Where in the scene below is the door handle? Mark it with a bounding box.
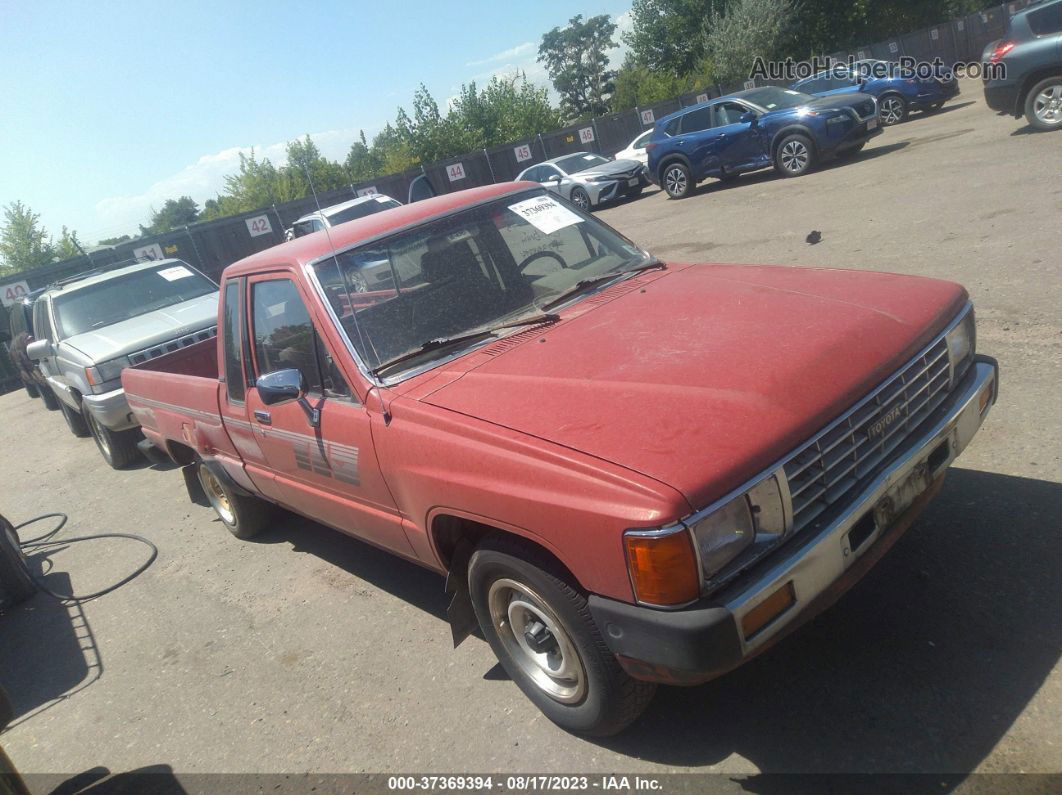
[254,410,272,425]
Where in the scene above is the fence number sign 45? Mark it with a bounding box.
[514,144,532,163]
[1,280,30,308]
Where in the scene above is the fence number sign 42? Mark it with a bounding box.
[1,280,30,308]
[246,215,273,237]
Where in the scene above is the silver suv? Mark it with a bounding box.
[27,259,219,468]
[285,194,402,239]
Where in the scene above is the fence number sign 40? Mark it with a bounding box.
[1,280,30,308]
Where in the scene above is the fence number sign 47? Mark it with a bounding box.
[1,280,30,308]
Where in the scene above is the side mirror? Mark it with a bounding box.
[740,112,759,126]
[549,174,563,184]
[256,368,306,405]
[26,338,53,361]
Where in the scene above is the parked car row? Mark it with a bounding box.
[10,181,988,736]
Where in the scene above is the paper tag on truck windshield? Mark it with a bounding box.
[508,196,583,235]
[157,265,194,281]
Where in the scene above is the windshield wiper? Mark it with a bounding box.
[371,330,497,377]
[487,313,560,331]
[540,260,666,311]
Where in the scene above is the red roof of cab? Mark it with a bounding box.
[225,182,538,277]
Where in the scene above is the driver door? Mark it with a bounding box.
[243,271,411,556]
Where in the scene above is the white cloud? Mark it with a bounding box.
[465,41,536,68]
[91,126,366,239]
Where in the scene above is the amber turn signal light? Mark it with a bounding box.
[741,581,796,640]
[625,530,700,606]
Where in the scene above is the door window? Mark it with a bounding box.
[1029,4,1062,34]
[222,280,246,402]
[679,106,714,134]
[251,278,350,399]
[714,102,751,126]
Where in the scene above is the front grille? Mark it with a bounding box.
[128,326,217,366]
[783,336,952,533]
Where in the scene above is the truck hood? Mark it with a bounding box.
[420,264,966,508]
[61,292,219,363]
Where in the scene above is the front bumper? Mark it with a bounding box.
[81,387,137,432]
[833,120,883,153]
[589,356,998,684]
[586,172,647,205]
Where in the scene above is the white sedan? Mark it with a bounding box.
[613,129,653,167]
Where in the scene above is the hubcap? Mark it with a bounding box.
[1033,84,1062,125]
[880,98,903,125]
[665,166,687,195]
[487,578,586,704]
[572,191,589,209]
[198,466,236,526]
[780,141,809,173]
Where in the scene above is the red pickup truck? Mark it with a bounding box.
[122,183,998,735]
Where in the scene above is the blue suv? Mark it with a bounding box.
[793,59,960,126]
[646,86,882,199]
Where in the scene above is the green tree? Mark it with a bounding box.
[98,234,132,246]
[55,226,85,261]
[139,196,200,236]
[704,0,802,84]
[539,14,618,118]
[0,201,55,273]
[345,130,379,182]
[611,57,710,111]
[625,0,723,77]
[284,136,348,196]
[450,73,563,147]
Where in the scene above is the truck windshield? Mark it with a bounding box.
[312,190,651,378]
[53,263,218,338]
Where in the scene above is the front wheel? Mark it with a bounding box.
[1024,77,1062,131]
[569,187,591,211]
[86,413,143,469]
[661,162,693,199]
[879,94,908,126]
[40,386,60,411]
[59,400,91,437]
[468,536,656,736]
[23,381,40,399]
[774,134,815,177]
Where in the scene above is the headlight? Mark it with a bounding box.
[85,357,130,391]
[688,474,788,587]
[587,175,614,183]
[945,307,976,386]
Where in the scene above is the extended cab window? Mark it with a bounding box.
[222,281,246,402]
[251,278,350,399]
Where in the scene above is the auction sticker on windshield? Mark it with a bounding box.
[157,265,194,281]
[508,196,583,235]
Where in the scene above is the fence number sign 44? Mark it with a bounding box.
[1,280,30,308]
[246,214,273,237]
[508,196,582,236]
[447,163,466,182]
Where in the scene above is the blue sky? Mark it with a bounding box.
[0,0,631,244]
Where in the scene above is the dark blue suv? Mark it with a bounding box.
[793,59,960,126]
[646,86,882,199]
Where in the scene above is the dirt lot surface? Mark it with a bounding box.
[2,79,1060,784]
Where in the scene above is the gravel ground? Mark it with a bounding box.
[1,79,1059,786]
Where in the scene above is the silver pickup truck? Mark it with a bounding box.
[26,259,219,468]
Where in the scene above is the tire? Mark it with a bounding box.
[196,460,272,539]
[59,400,91,438]
[0,514,35,608]
[24,381,40,399]
[468,535,656,736]
[40,386,60,411]
[1024,76,1062,132]
[569,187,591,211]
[774,134,815,177]
[879,94,908,126]
[837,142,866,159]
[86,412,143,469]
[661,161,692,199]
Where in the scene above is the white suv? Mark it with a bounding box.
[285,194,402,240]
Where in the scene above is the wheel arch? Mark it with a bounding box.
[655,153,693,183]
[770,125,817,157]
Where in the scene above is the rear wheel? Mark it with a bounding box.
[774,134,815,177]
[86,412,143,469]
[661,162,692,199]
[1024,76,1062,131]
[569,187,591,211]
[468,535,656,736]
[197,461,272,539]
[23,381,40,399]
[40,386,60,411]
[879,94,908,126]
[59,400,91,438]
